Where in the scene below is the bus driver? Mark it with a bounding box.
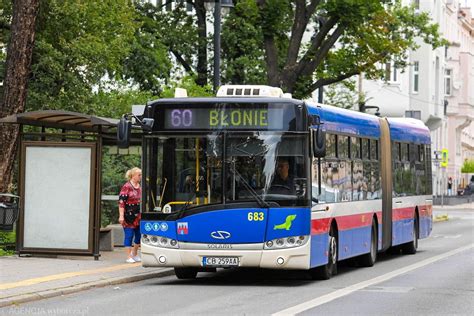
[269,158,296,195]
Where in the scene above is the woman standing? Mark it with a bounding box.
[118,167,142,263]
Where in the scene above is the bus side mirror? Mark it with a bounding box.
[313,127,326,158]
[117,117,131,148]
[142,118,154,131]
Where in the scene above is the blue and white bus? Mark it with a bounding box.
[118,85,433,280]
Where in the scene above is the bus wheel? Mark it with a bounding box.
[402,216,418,255]
[174,267,198,279]
[359,221,377,267]
[311,226,338,280]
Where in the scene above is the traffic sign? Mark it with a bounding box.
[441,149,448,168]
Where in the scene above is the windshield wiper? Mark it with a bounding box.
[228,162,269,208]
[231,143,268,160]
[181,192,196,213]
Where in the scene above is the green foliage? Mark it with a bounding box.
[221,0,266,84]
[0,231,15,256]
[324,80,358,109]
[90,87,153,118]
[28,0,137,113]
[122,2,174,94]
[461,160,474,173]
[161,76,214,98]
[131,1,200,87]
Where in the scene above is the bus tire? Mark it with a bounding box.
[359,220,377,267]
[311,225,338,280]
[174,267,198,279]
[402,216,418,255]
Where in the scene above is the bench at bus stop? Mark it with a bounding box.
[99,224,126,251]
[99,227,114,251]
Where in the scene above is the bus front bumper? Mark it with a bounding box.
[141,241,311,270]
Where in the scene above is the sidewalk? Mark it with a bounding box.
[433,202,474,210]
[0,249,173,308]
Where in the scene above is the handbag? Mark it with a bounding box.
[124,204,140,224]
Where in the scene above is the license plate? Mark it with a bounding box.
[202,256,240,267]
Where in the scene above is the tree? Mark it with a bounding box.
[461,160,474,174]
[0,0,145,193]
[130,1,210,89]
[0,0,40,193]
[222,0,445,98]
[28,0,137,113]
[324,79,358,109]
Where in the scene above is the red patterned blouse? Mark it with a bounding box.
[118,181,141,228]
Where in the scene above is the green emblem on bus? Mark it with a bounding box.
[274,215,297,230]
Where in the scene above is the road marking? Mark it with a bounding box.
[0,263,140,291]
[432,234,462,239]
[273,243,474,316]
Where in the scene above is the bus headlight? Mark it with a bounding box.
[142,234,179,249]
[264,235,309,249]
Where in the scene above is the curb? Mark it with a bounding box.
[0,268,174,308]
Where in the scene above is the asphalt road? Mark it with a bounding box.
[3,208,473,316]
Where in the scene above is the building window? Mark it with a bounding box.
[444,69,452,96]
[383,61,399,83]
[405,110,421,120]
[413,61,419,93]
[413,0,420,10]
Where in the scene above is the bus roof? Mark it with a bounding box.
[387,117,431,144]
[305,102,381,138]
[147,97,303,107]
[305,102,430,144]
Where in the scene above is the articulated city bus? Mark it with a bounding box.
[118,85,433,280]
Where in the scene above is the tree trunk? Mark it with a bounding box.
[0,0,40,193]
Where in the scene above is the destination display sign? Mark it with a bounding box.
[164,106,290,130]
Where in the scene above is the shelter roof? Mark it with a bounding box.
[0,110,118,132]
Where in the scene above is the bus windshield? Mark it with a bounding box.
[143,132,309,212]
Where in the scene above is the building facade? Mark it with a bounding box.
[361,0,474,196]
[445,3,474,191]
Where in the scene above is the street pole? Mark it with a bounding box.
[358,73,364,112]
[213,0,221,93]
[441,168,445,207]
[318,87,323,103]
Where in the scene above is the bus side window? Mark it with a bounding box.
[351,137,364,201]
[362,138,370,160]
[425,145,433,195]
[337,135,349,159]
[351,137,361,159]
[415,144,426,195]
[322,160,338,203]
[393,142,404,196]
[311,158,322,204]
[326,133,336,157]
[315,133,336,204]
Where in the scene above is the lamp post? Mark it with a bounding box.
[206,0,234,92]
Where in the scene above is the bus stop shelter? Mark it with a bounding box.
[0,110,121,259]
